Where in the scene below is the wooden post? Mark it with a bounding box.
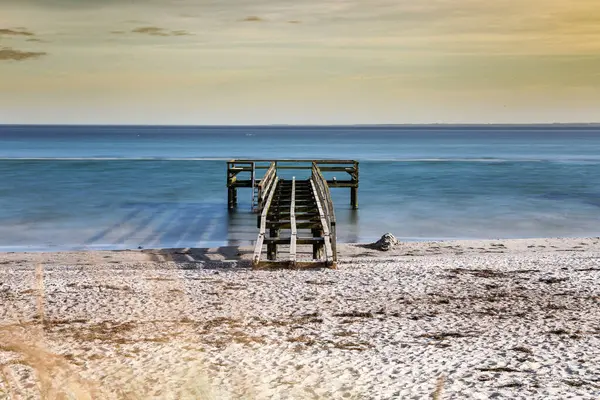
[330,221,337,263]
[267,228,278,260]
[250,162,256,211]
[312,228,324,259]
[351,187,358,209]
[351,160,359,209]
[228,187,237,209]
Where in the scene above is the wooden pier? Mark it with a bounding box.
[226,160,359,268]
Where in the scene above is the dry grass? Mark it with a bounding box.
[203,317,243,330]
[229,331,266,345]
[432,375,445,400]
[222,283,246,290]
[512,346,533,354]
[539,277,569,284]
[41,320,182,345]
[305,280,336,285]
[291,313,324,325]
[331,341,371,351]
[0,323,219,399]
[446,268,507,278]
[478,367,520,373]
[334,311,374,318]
[70,321,137,342]
[66,283,133,291]
[498,381,524,388]
[203,331,266,348]
[287,335,316,345]
[548,328,570,335]
[419,332,471,340]
[0,325,97,399]
[145,277,176,281]
[287,335,371,351]
[333,330,355,337]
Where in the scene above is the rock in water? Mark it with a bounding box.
[373,233,399,251]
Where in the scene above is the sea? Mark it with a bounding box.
[1,125,599,252]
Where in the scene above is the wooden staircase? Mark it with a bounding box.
[252,164,337,268]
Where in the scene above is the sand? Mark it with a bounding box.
[1,237,599,399]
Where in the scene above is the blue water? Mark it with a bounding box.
[1,125,599,251]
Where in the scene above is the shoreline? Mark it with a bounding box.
[1,235,599,256]
[1,236,599,399]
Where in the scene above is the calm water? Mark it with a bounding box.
[1,125,599,251]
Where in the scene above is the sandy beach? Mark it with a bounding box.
[1,237,599,399]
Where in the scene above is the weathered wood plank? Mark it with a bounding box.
[258,162,277,211]
[253,260,330,269]
[253,234,265,265]
[309,178,333,265]
[252,177,279,267]
[311,163,338,266]
[289,177,297,266]
[264,237,325,245]
[266,222,321,230]
[230,159,357,164]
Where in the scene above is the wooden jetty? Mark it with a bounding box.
[226,160,359,268]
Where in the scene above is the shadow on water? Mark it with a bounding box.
[79,187,360,253]
[112,204,171,246]
[541,192,600,208]
[83,208,145,245]
[81,202,257,250]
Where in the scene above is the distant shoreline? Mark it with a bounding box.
[2,123,600,128]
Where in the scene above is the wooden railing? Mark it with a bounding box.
[256,162,277,211]
[227,159,358,210]
[289,177,297,265]
[310,162,337,265]
[252,174,280,266]
[249,162,342,268]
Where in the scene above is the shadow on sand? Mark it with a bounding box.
[138,245,333,271]
[140,246,254,269]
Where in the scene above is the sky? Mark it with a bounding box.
[1,0,599,124]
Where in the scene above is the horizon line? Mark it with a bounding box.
[2,123,600,128]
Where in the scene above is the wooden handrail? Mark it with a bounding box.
[252,176,279,267]
[257,162,276,189]
[309,178,334,265]
[310,163,337,264]
[289,177,297,266]
[257,162,276,211]
[230,159,357,164]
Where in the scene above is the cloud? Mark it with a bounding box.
[132,27,169,36]
[4,0,126,8]
[0,28,34,37]
[25,38,48,43]
[0,47,46,61]
[241,16,264,22]
[131,26,192,36]
[171,30,191,36]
